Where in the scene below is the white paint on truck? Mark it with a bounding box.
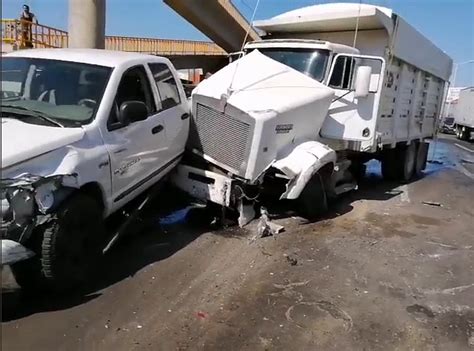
[454,87,474,140]
[173,3,453,226]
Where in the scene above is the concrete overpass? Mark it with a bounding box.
[3,0,260,73]
[1,18,226,71]
[163,0,260,53]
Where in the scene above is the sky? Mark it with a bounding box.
[2,0,473,86]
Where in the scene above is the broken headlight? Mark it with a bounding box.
[34,182,58,213]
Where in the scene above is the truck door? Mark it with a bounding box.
[102,65,170,204]
[320,54,385,146]
[147,62,190,163]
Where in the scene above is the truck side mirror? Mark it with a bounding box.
[354,66,372,98]
[119,101,149,125]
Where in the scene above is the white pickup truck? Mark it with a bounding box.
[1,49,190,290]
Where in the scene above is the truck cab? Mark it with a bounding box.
[244,39,360,85]
[1,49,189,290]
[173,3,451,227]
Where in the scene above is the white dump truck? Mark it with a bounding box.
[454,87,474,140]
[1,49,190,290]
[173,3,452,225]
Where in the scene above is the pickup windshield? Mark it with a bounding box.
[1,57,111,126]
[255,48,330,82]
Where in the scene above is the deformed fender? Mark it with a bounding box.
[272,141,336,200]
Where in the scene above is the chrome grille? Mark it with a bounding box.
[190,103,251,175]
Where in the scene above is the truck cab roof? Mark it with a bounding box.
[244,39,360,55]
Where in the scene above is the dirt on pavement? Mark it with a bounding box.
[2,136,474,351]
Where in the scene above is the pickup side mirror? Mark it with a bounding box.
[118,101,149,125]
[354,66,372,98]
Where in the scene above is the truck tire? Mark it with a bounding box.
[381,148,398,180]
[400,142,417,182]
[415,141,429,178]
[457,125,470,140]
[461,127,471,141]
[11,193,104,292]
[297,172,328,220]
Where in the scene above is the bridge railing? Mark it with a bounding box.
[2,19,68,49]
[2,18,224,55]
[105,36,224,55]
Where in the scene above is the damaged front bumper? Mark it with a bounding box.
[1,173,77,265]
[1,239,35,265]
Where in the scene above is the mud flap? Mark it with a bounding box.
[272,141,336,200]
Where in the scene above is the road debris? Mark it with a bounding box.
[428,160,443,165]
[284,254,298,266]
[257,208,285,238]
[422,201,443,207]
[196,311,208,319]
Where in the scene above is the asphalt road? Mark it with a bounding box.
[2,135,474,351]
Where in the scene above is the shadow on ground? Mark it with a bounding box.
[2,142,454,322]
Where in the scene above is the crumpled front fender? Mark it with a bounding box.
[272,141,336,200]
[1,239,35,265]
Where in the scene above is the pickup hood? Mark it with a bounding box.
[1,118,85,169]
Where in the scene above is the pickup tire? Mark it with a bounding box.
[297,172,328,220]
[11,193,104,292]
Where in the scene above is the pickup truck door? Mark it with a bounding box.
[320,54,385,146]
[147,62,190,164]
[102,64,170,205]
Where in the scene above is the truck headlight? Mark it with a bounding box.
[34,182,57,213]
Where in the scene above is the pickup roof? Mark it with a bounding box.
[1,49,190,290]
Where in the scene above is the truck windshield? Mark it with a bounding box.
[1,57,111,127]
[255,48,330,82]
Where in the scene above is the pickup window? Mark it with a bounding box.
[148,63,181,111]
[108,65,156,129]
[1,57,111,126]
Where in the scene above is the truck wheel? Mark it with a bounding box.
[415,141,429,178]
[11,193,104,292]
[461,127,471,141]
[381,148,398,180]
[297,172,328,220]
[400,142,417,182]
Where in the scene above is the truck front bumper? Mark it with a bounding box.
[1,239,35,266]
[171,165,234,207]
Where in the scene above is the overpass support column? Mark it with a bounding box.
[68,0,106,49]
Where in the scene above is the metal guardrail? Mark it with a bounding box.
[2,19,68,49]
[105,36,224,55]
[1,19,225,55]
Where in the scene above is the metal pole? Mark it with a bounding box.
[68,0,106,49]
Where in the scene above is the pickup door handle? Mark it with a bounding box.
[181,113,190,120]
[152,125,164,134]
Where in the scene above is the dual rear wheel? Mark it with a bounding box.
[381,141,429,182]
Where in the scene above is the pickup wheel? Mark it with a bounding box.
[11,193,104,292]
[297,172,328,220]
